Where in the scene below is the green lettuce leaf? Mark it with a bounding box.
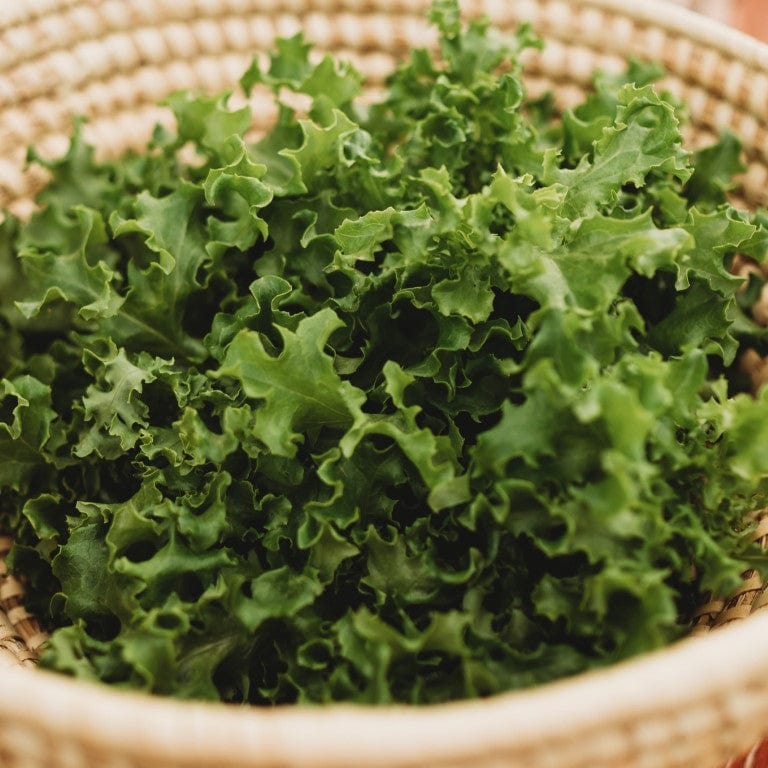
[0,0,767,707]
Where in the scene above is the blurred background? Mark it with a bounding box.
[673,0,768,39]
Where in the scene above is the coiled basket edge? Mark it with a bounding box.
[3,1,768,767]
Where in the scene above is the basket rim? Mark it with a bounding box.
[4,1,768,766]
[574,0,768,69]
[4,611,768,766]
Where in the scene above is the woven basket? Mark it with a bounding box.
[3,1,768,766]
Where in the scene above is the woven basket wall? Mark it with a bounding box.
[3,1,768,767]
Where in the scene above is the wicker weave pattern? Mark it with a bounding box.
[0,537,45,668]
[2,0,768,214]
[1,617,768,768]
[691,511,768,634]
[2,1,768,766]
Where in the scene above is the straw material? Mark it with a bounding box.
[3,1,768,766]
[0,537,46,666]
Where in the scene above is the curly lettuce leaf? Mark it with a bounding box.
[0,0,767,707]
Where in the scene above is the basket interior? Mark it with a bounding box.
[2,0,768,216]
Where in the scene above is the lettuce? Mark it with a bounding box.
[1,0,768,704]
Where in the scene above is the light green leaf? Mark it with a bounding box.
[233,567,323,631]
[16,206,122,321]
[216,309,364,456]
